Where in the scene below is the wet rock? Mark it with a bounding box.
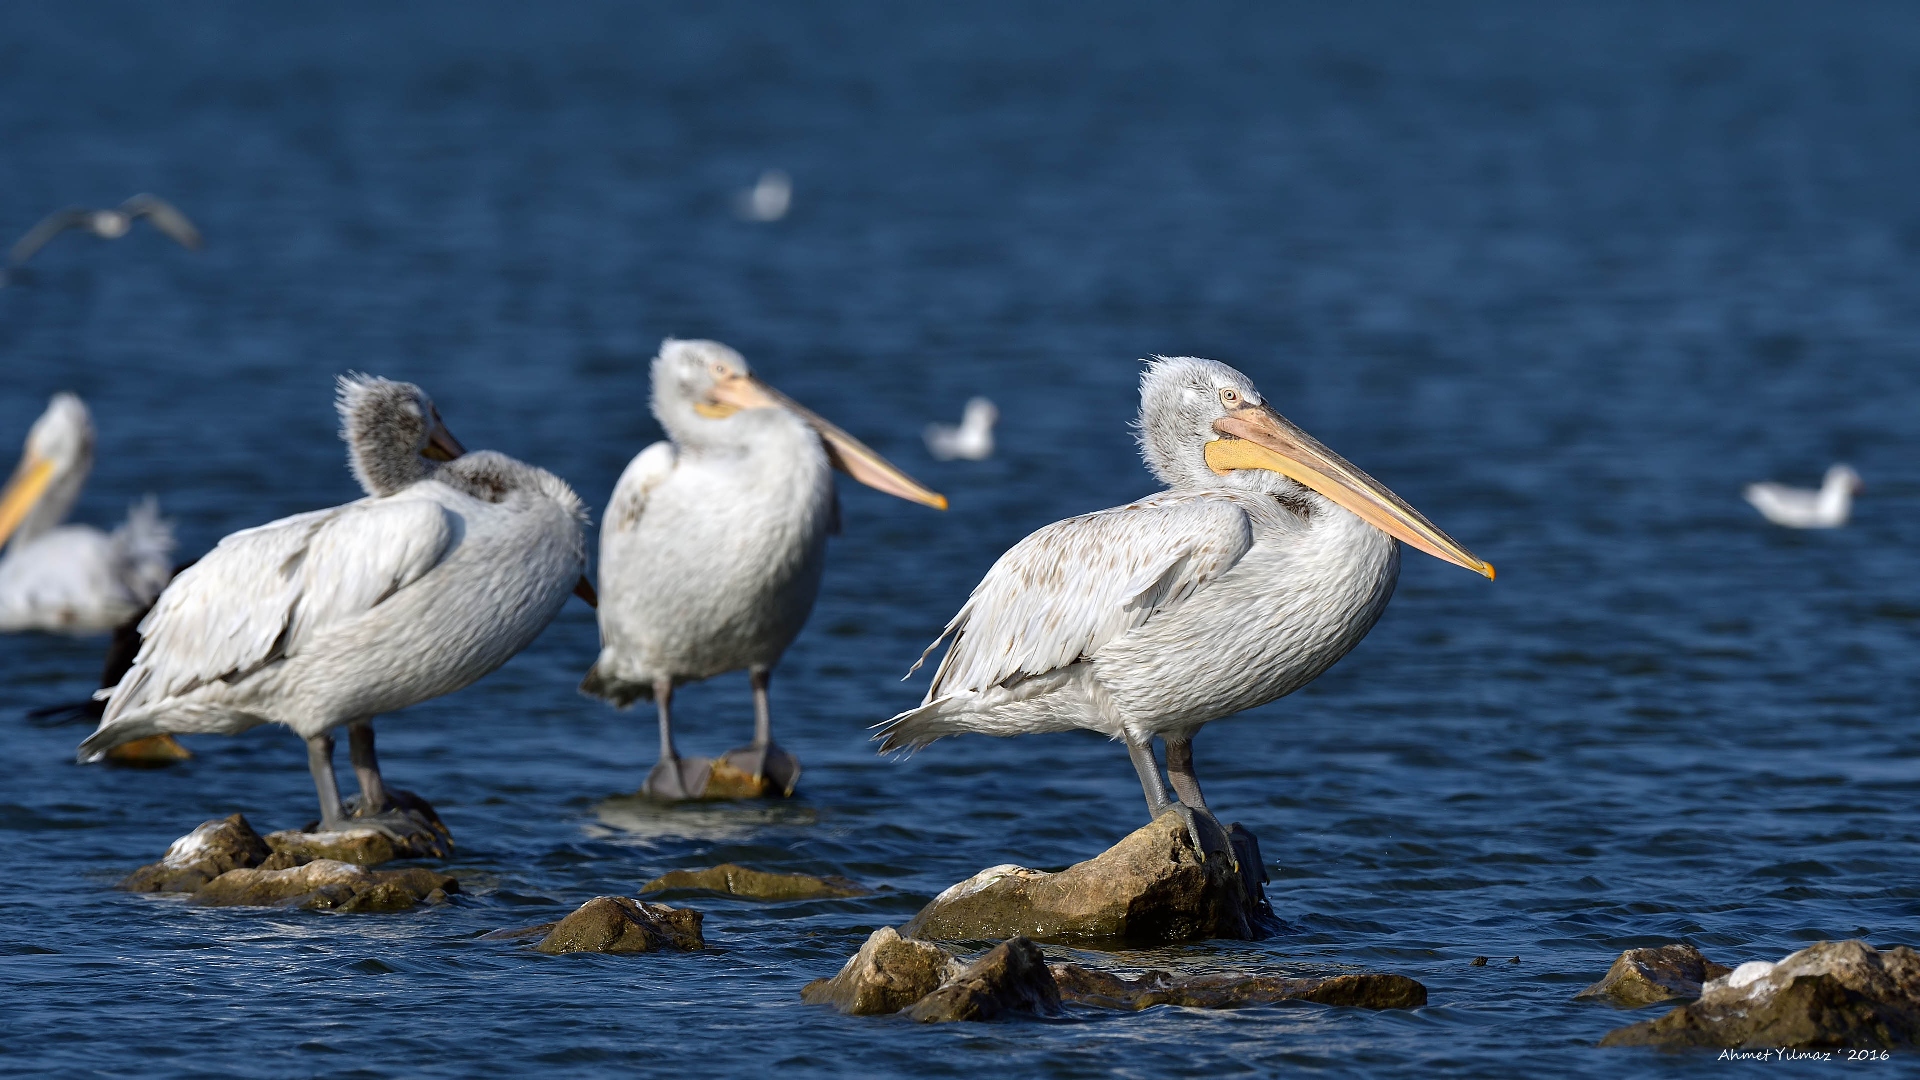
[641,863,871,901]
[103,734,192,767]
[287,791,453,862]
[119,814,272,893]
[902,812,1275,944]
[1600,940,1920,1049]
[1051,964,1427,1011]
[801,927,960,1015]
[191,859,457,912]
[904,937,1062,1022]
[532,897,705,954]
[1576,943,1732,1007]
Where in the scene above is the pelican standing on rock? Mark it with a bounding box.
[584,339,946,800]
[0,393,173,632]
[1744,465,1862,529]
[880,356,1493,850]
[78,375,592,838]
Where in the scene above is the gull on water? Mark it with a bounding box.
[6,195,202,283]
[924,397,998,461]
[0,393,173,633]
[735,170,792,222]
[78,375,594,838]
[1744,464,1861,529]
[583,339,946,800]
[879,356,1493,854]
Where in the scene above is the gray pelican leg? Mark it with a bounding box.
[1125,732,1174,818]
[644,677,713,800]
[307,732,348,832]
[321,720,451,850]
[1163,733,1232,859]
[348,720,390,814]
[717,666,802,797]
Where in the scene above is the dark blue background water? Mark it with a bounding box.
[5,1,1920,1075]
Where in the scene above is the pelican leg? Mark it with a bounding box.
[1163,734,1233,860]
[348,720,390,815]
[643,677,713,801]
[307,732,348,832]
[1125,732,1175,818]
[716,666,802,797]
[312,720,453,852]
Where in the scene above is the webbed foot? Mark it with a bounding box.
[643,755,715,801]
[714,741,802,798]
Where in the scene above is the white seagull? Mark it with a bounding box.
[7,195,202,279]
[0,393,173,633]
[924,397,998,461]
[78,375,593,837]
[1744,465,1862,529]
[735,170,792,222]
[584,339,946,800]
[879,356,1493,850]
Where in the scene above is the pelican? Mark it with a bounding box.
[583,339,946,800]
[0,393,173,633]
[924,397,998,461]
[7,195,202,279]
[1744,465,1861,529]
[78,375,592,837]
[735,170,792,222]
[879,356,1493,851]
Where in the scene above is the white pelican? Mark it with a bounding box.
[0,393,173,633]
[7,195,201,279]
[924,397,998,461]
[1744,465,1861,529]
[584,339,946,800]
[735,170,792,222]
[879,356,1492,850]
[78,375,592,836]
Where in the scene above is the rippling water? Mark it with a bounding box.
[5,2,1920,1076]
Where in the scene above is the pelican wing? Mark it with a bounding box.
[99,497,455,723]
[121,194,203,250]
[9,208,89,265]
[605,441,676,532]
[915,492,1255,701]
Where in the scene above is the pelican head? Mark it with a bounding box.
[0,393,95,552]
[336,374,466,497]
[1137,356,1493,578]
[650,337,946,509]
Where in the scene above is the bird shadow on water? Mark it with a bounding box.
[589,794,821,843]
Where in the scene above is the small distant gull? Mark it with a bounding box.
[735,170,792,222]
[4,195,202,286]
[1744,464,1862,529]
[924,397,998,461]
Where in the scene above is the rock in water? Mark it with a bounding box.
[801,928,961,1015]
[1576,944,1732,1007]
[120,814,272,893]
[641,863,871,901]
[191,859,457,912]
[1051,964,1427,1010]
[1600,940,1920,1049]
[901,811,1275,944]
[533,897,705,954]
[904,937,1064,1023]
[103,734,192,767]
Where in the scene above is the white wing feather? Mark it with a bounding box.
[606,441,676,532]
[914,492,1255,701]
[101,498,455,721]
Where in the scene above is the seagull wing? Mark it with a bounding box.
[121,194,203,250]
[913,492,1256,701]
[10,209,90,266]
[92,497,455,734]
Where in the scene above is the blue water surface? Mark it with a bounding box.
[4,2,1920,1076]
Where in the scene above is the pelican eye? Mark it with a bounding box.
[1219,388,1240,406]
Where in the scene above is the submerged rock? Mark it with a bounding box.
[1576,944,1732,1007]
[901,812,1276,944]
[801,927,960,1015]
[191,859,457,912]
[1051,964,1427,1011]
[641,863,871,901]
[1600,940,1920,1049]
[120,814,272,893]
[532,897,705,954]
[905,937,1063,1023]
